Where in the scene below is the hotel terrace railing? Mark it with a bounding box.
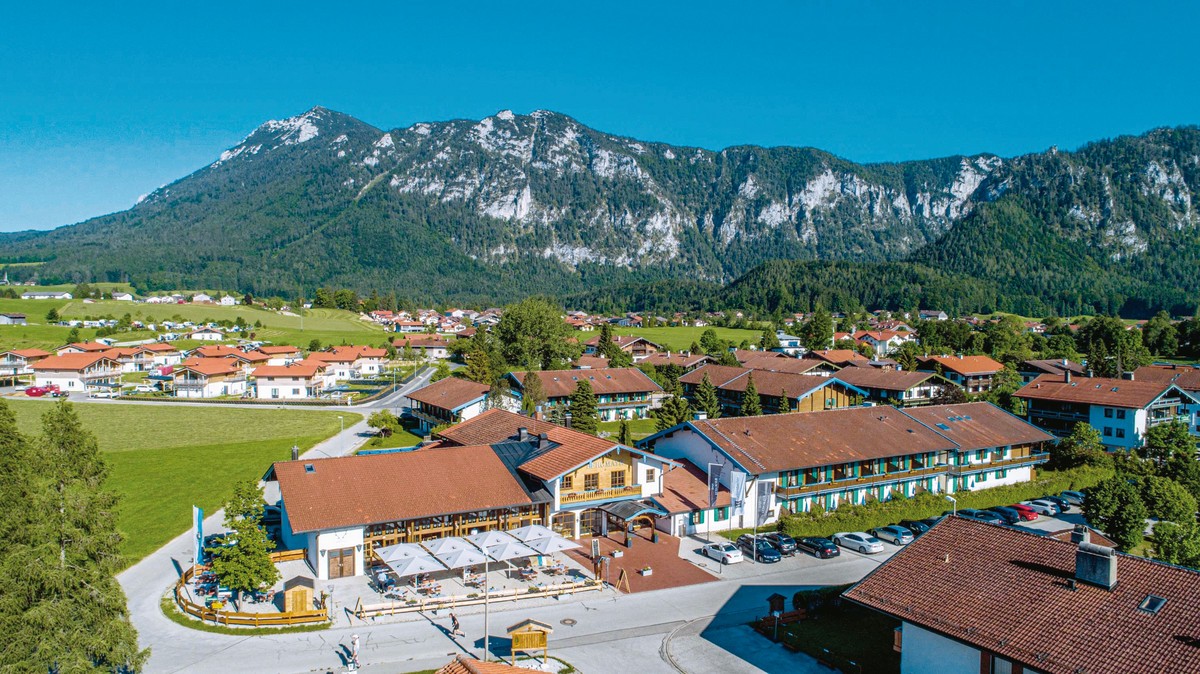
[774,465,946,499]
[172,550,328,627]
[946,453,1049,476]
[560,485,643,505]
[353,578,603,619]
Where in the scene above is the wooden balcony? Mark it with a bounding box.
[947,453,1048,476]
[560,485,643,505]
[774,465,945,498]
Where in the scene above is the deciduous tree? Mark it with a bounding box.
[496,297,580,370]
[1049,422,1106,469]
[208,479,280,608]
[1083,476,1149,551]
[1139,476,1197,524]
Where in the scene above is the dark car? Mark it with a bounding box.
[898,519,931,536]
[762,532,798,556]
[987,506,1021,525]
[736,534,783,563]
[794,536,840,559]
[920,516,944,529]
[1041,494,1071,511]
[959,509,1006,525]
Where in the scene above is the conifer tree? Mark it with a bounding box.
[695,373,722,419]
[521,371,547,414]
[655,382,692,431]
[569,379,600,434]
[462,344,494,384]
[617,419,632,446]
[742,373,763,416]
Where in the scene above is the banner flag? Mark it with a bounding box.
[730,471,747,516]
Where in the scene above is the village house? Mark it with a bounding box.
[254,345,303,366]
[55,341,112,357]
[678,364,864,416]
[638,351,714,372]
[773,331,805,356]
[101,347,156,373]
[111,292,135,301]
[507,368,662,421]
[1131,364,1200,435]
[139,342,182,367]
[219,295,237,306]
[252,360,334,400]
[172,358,248,398]
[803,349,871,368]
[190,345,270,373]
[844,517,1200,674]
[1015,372,1199,450]
[852,329,914,357]
[393,334,454,360]
[1019,358,1088,384]
[918,354,1005,394]
[639,402,1051,530]
[405,376,494,431]
[186,327,224,341]
[740,354,833,376]
[830,367,950,407]
[917,309,949,321]
[21,290,72,300]
[0,348,51,385]
[582,335,664,361]
[308,345,387,380]
[30,352,122,394]
[0,312,27,325]
[191,293,213,303]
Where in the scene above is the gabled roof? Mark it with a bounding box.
[740,355,824,374]
[310,345,388,362]
[393,334,454,348]
[252,360,327,378]
[919,354,1004,376]
[175,358,242,377]
[255,345,301,355]
[31,352,118,371]
[4,348,51,359]
[844,517,1200,674]
[638,352,713,369]
[1022,358,1087,377]
[509,368,661,398]
[437,655,529,674]
[406,377,490,412]
[1015,373,1192,409]
[902,401,1053,451]
[139,342,179,353]
[732,348,780,364]
[679,364,752,388]
[829,367,937,392]
[61,341,111,353]
[1132,365,1200,392]
[803,349,869,366]
[436,409,561,447]
[654,460,732,515]
[582,334,663,350]
[269,445,536,534]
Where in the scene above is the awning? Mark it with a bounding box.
[382,554,444,578]
[374,543,427,564]
[485,540,538,562]
[421,536,472,556]
[598,499,668,522]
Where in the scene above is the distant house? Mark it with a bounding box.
[405,377,495,432]
[139,342,182,367]
[55,341,113,357]
[831,367,949,407]
[918,354,1005,394]
[773,331,805,356]
[252,360,334,400]
[678,364,864,416]
[852,330,914,357]
[173,358,247,398]
[0,348,51,383]
[111,292,134,301]
[189,345,269,372]
[21,291,72,300]
[507,367,662,421]
[254,345,303,367]
[393,334,454,360]
[30,353,121,393]
[1019,358,1087,384]
[582,335,663,361]
[186,327,224,341]
[219,295,237,306]
[918,309,949,321]
[392,320,426,333]
[803,349,871,368]
[638,352,714,372]
[308,345,388,379]
[0,313,27,325]
[191,293,213,303]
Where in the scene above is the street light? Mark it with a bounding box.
[338,416,344,454]
[944,494,957,516]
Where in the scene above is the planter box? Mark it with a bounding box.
[639,568,653,576]
[611,550,624,558]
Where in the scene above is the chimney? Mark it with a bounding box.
[1064,370,1072,384]
[1075,542,1117,590]
[518,427,530,442]
[694,410,707,421]
[564,412,573,429]
[291,445,300,461]
[1069,524,1089,545]
[538,432,549,450]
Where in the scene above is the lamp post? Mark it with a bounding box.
[945,494,957,516]
[483,554,490,662]
[338,415,344,453]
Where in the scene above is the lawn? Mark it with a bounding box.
[597,418,659,441]
[360,427,424,451]
[7,400,360,565]
[574,325,766,352]
[769,587,900,673]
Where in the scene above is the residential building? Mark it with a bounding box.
[637,352,714,372]
[186,327,224,341]
[308,345,387,379]
[0,348,51,384]
[55,341,112,356]
[740,354,835,376]
[571,355,611,370]
[640,402,1051,529]
[1019,358,1087,384]
[219,295,237,306]
[0,313,27,325]
[507,368,662,421]
[101,347,154,373]
[190,345,270,372]
[1015,372,1199,450]
[678,364,864,416]
[21,291,72,300]
[852,330,914,357]
[405,377,493,431]
[844,517,1200,674]
[582,335,664,360]
[140,342,182,367]
[652,460,734,538]
[803,349,871,368]
[254,345,303,366]
[917,309,949,321]
[830,368,949,407]
[111,292,134,301]
[773,331,805,356]
[1131,365,1200,434]
[393,334,454,360]
[172,359,247,398]
[191,293,213,303]
[918,354,1005,394]
[252,360,333,400]
[30,352,121,393]
[392,320,427,333]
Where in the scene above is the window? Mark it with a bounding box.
[690,510,705,525]
[645,468,656,483]
[714,507,729,520]
[995,469,1007,479]
[610,470,626,488]
[1116,428,1126,439]
[292,388,300,396]
[561,475,573,490]
[584,473,599,491]
[1104,408,1113,418]
[1138,594,1167,615]
[991,657,1015,674]
[1103,427,1113,437]
[1116,409,1126,420]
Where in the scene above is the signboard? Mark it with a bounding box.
[730,471,747,516]
[707,463,721,509]
[756,485,771,523]
[512,631,548,651]
[591,539,601,561]
[193,505,204,567]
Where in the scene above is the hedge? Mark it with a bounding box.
[763,466,1112,540]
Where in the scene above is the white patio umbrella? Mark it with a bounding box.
[507,524,555,543]
[466,530,518,550]
[384,554,445,578]
[374,543,428,564]
[526,535,582,555]
[421,536,472,556]
[435,547,488,570]
[485,540,539,562]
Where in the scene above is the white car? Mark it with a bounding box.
[832,532,886,554]
[89,390,118,399]
[131,384,155,393]
[701,542,744,565]
[1022,500,1060,516]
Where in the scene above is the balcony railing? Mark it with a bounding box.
[775,465,945,498]
[82,369,123,381]
[947,453,1048,476]
[560,485,642,505]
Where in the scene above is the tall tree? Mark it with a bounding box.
[759,329,781,351]
[698,328,725,356]
[520,372,547,414]
[1141,420,1195,466]
[801,307,833,352]
[485,375,511,411]
[1083,476,1149,551]
[462,345,494,384]
[496,297,580,370]
[1152,522,1200,569]
[568,379,599,434]
[695,373,722,420]
[1049,422,1106,469]
[617,419,633,446]
[207,479,280,608]
[655,382,692,431]
[0,401,147,671]
[1139,476,1197,524]
[741,373,763,416]
[1143,310,1179,357]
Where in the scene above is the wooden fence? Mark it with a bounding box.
[173,553,329,628]
[353,579,603,619]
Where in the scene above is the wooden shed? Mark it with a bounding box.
[282,576,314,613]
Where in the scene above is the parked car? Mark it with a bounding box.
[1009,503,1039,520]
[987,506,1022,525]
[131,383,156,394]
[898,519,932,536]
[794,537,840,558]
[958,509,1007,525]
[24,386,46,397]
[1023,499,1061,516]
[737,534,783,563]
[761,532,798,556]
[870,525,915,545]
[1041,494,1072,511]
[920,516,945,529]
[831,532,885,554]
[89,390,118,399]
[701,542,743,565]
[1061,490,1086,506]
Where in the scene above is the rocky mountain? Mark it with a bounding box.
[3,107,1199,313]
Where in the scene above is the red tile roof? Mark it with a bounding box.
[6,348,51,359]
[803,349,869,365]
[255,345,301,355]
[844,517,1200,674]
[63,341,112,353]
[510,368,661,398]
[31,352,118,371]
[406,377,490,412]
[920,354,1004,376]
[830,367,937,392]
[740,355,823,374]
[1015,373,1187,409]
[678,364,752,388]
[639,352,713,369]
[176,358,243,377]
[1023,358,1087,377]
[901,401,1053,450]
[437,655,529,674]
[139,342,179,353]
[393,334,454,348]
[654,460,732,514]
[252,360,327,378]
[1132,365,1200,392]
[572,355,611,369]
[436,409,561,447]
[271,445,535,533]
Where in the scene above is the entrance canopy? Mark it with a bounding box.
[598,499,668,522]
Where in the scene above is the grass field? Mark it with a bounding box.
[774,586,900,673]
[597,418,659,441]
[574,326,765,352]
[7,400,360,565]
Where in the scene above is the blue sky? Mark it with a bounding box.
[1,1,1196,232]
